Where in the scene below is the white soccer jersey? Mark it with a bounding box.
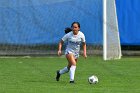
[62,31,86,53]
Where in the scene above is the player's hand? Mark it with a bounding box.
[58,50,62,56]
[83,53,87,59]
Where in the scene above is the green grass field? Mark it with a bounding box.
[0,56,139,93]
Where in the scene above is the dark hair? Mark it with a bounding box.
[64,27,72,34]
[71,22,80,28]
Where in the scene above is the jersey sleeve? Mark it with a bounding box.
[62,33,69,42]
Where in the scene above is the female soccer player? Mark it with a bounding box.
[56,22,87,83]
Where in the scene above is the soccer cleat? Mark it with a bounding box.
[56,70,60,81]
[69,81,74,83]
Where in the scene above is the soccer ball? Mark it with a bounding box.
[88,75,98,84]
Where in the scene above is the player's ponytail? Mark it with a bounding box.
[64,27,72,34]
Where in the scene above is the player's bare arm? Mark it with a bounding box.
[58,40,64,56]
[82,42,87,58]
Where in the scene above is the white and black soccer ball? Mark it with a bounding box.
[88,75,98,84]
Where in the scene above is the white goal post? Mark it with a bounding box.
[103,0,122,60]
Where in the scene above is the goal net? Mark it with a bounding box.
[0,0,121,60]
[103,0,122,60]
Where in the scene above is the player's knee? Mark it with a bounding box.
[71,61,76,66]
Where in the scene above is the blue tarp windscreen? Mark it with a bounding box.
[0,0,103,45]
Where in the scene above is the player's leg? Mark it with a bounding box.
[66,53,77,83]
[56,67,69,81]
[56,51,78,82]
[56,61,70,81]
[56,53,70,81]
